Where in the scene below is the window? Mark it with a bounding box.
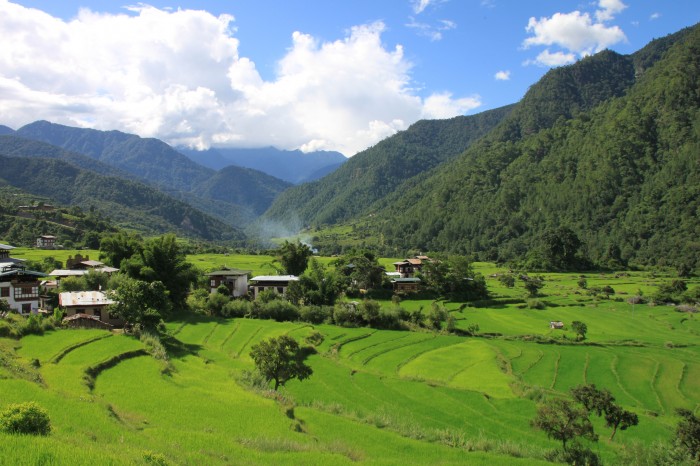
[277,287,284,294]
[94,309,101,319]
[211,280,216,287]
[21,303,31,313]
[0,287,8,298]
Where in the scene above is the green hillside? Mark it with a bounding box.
[0,155,243,242]
[262,104,514,228]
[372,24,700,267]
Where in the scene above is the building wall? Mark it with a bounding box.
[63,306,124,326]
[0,282,40,314]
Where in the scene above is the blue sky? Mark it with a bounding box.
[1,0,698,155]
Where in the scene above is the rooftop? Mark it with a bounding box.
[59,291,115,307]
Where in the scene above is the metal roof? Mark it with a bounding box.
[59,291,115,307]
[206,268,251,276]
[249,275,299,282]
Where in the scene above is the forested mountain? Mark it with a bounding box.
[371,24,700,267]
[180,146,347,184]
[0,155,244,242]
[262,104,515,227]
[16,121,213,192]
[8,122,291,228]
[0,125,14,136]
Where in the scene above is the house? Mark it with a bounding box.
[550,321,565,330]
[59,290,122,327]
[62,313,114,329]
[36,235,57,249]
[391,277,421,293]
[393,256,431,278]
[0,245,47,314]
[206,267,251,297]
[49,255,118,284]
[248,275,299,299]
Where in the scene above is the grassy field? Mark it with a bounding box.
[1,251,698,464]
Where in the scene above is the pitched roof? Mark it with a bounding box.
[249,275,299,283]
[0,243,15,250]
[206,268,251,276]
[391,277,421,283]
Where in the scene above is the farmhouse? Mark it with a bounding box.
[49,254,118,283]
[550,321,565,329]
[391,277,422,293]
[0,264,47,314]
[59,290,122,327]
[206,267,251,297]
[248,275,299,299]
[36,235,57,249]
[393,256,431,278]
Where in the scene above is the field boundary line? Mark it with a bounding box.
[550,351,561,390]
[650,359,665,414]
[362,334,435,366]
[234,326,262,358]
[203,323,220,345]
[50,334,113,364]
[346,333,409,358]
[583,353,590,384]
[84,349,149,391]
[220,322,240,349]
[395,338,460,374]
[610,354,643,407]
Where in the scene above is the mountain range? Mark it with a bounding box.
[1,22,698,269]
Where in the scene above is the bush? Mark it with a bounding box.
[221,299,251,318]
[527,299,546,310]
[0,402,51,435]
[299,305,332,324]
[251,299,300,322]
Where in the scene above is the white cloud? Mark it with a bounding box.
[494,70,511,81]
[421,92,481,119]
[406,17,456,41]
[595,0,627,22]
[0,3,479,156]
[523,10,626,66]
[525,49,577,67]
[650,12,661,20]
[412,0,433,14]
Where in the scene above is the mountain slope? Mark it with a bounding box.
[262,104,515,228]
[0,155,244,241]
[372,24,700,267]
[181,146,347,184]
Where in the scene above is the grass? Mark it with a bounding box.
[1,260,699,464]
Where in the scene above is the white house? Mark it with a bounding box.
[248,275,299,299]
[206,267,251,297]
[59,290,122,327]
[0,244,47,314]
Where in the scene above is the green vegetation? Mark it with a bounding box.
[0,402,51,436]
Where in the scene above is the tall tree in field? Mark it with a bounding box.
[571,384,638,441]
[122,234,197,308]
[531,398,597,451]
[249,335,312,390]
[675,408,700,462]
[99,231,143,268]
[278,241,313,276]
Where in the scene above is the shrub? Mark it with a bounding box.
[299,305,332,324]
[252,299,300,322]
[221,299,251,318]
[0,402,51,435]
[527,299,545,310]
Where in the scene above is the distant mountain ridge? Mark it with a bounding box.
[0,154,243,241]
[8,121,292,229]
[179,146,347,184]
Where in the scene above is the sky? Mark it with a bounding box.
[0,1,697,156]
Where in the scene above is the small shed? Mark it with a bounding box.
[550,321,565,329]
[63,313,114,330]
[391,277,421,293]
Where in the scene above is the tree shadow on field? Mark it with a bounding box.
[161,334,202,359]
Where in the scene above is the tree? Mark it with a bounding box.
[333,251,385,292]
[571,321,588,341]
[571,384,639,441]
[249,335,312,390]
[539,227,584,270]
[122,234,198,308]
[531,398,597,451]
[419,255,489,300]
[278,241,313,276]
[675,408,700,462]
[523,276,544,297]
[107,276,171,332]
[286,259,340,306]
[99,231,143,268]
[0,402,51,435]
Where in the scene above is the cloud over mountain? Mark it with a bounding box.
[0,2,479,155]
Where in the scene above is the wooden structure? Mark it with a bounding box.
[391,277,421,293]
[206,267,251,297]
[59,291,123,327]
[36,235,57,249]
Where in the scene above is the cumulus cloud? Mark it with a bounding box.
[421,92,481,119]
[0,2,478,156]
[494,70,510,81]
[596,0,627,22]
[650,12,661,20]
[522,8,626,67]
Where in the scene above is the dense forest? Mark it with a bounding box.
[263,24,700,270]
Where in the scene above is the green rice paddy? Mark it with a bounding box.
[1,259,698,464]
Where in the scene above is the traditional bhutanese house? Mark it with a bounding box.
[248,275,299,299]
[0,262,47,314]
[59,291,122,327]
[36,235,57,249]
[391,277,421,293]
[550,321,565,329]
[206,267,251,297]
[393,257,429,278]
